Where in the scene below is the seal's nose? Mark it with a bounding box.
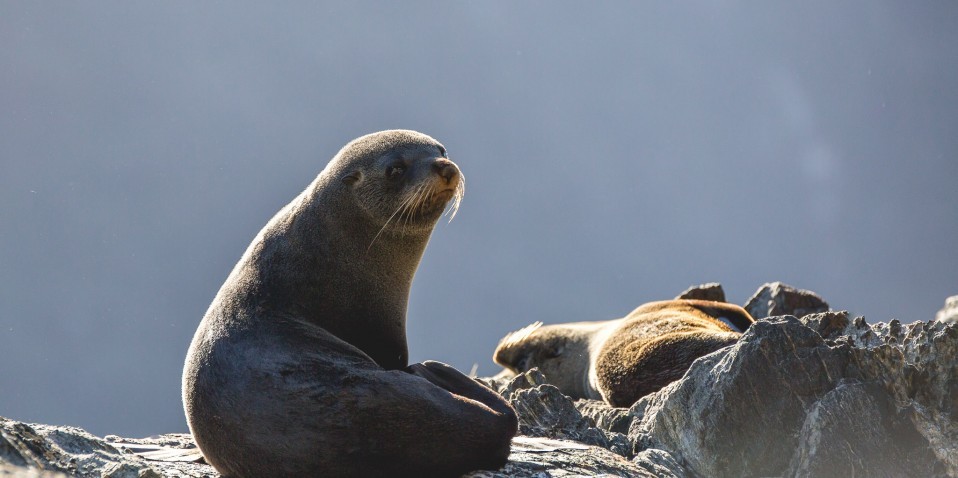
[432,158,459,184]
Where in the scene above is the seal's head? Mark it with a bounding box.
[493,321,599,398]
[323,130,464,238]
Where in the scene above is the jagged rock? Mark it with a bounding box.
[631,448,689,477]
[0,417,650,478]
[629,316,851,476]
[844,321,958,475]
[477,374,515,396]
[797,310,851,339]
[5,293,958,478]
[505,371,631,457]
[675,282,726,302]
[573,399,631,435]
[937,295,958,323]
[744,281,830,318]
[498,368,550,399]
[0,418,176,478]
[628,315,958,478]
[785,380,942,477]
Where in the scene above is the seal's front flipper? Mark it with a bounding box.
[405,360,492,395]
[406,360,517,417]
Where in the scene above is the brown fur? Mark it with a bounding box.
[494,299,753,407]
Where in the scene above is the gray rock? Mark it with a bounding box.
[744,281,830,318]
[628,315,958,478]
[629,316,850,476]
[4,301,958,478]
[509,381,631,457]
[499,368,550,399]
[573,400,632,435]
[674,282,726,302]
[937,295,958,323]
[797,310,851,339]
[0,418,175,478]
[0,463,68,477]
[785,380,943,478]
[631,448,689,478]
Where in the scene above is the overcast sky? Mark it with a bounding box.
[2,2,956,437]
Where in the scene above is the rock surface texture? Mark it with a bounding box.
[674,282,726,303]
[744,281,830,319]
[3,284,957,477]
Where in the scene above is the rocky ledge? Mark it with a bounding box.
[3,283,957,477]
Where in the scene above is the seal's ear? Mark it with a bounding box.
[342,170,362,186]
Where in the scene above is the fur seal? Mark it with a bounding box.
[183,130,517,477]
[494,299,754,407]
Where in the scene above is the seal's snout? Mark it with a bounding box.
[432,158,459,184]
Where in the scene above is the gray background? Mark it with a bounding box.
[2,2,956,437]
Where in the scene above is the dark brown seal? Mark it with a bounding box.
[494,299,754,407]
[183,130,517,478]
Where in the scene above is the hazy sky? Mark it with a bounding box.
[2,2,956,437]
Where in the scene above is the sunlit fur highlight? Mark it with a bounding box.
[366,169,464,252]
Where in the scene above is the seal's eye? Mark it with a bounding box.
[386,163,405,180]
[438,145,447,157]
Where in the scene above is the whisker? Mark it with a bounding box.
[366,169,464,251]
[366,186,420,252]
[416,180,430,217]
[445,175,465,223]
[401,180,428,234]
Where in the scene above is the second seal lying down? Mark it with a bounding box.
[183,131,517,478]
[494,299,754,407]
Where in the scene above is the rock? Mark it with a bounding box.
[631,448,689,477]
[674,282,726,302]
[628,315,958,478]
[629,316,851,476]
[0,463,68,477]
[4,291,958,478]
[573,399,632,435]
[0,418,177,478]
[505,370,631,457]
[797,310,851,339]
[477,374,515,396]
[744,281,830,318]
[785,380,943,477]
[498,368,550,399]
[937,295,958,323]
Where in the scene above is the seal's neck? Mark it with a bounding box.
[556,322,610,400]
[244,186,433,369]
